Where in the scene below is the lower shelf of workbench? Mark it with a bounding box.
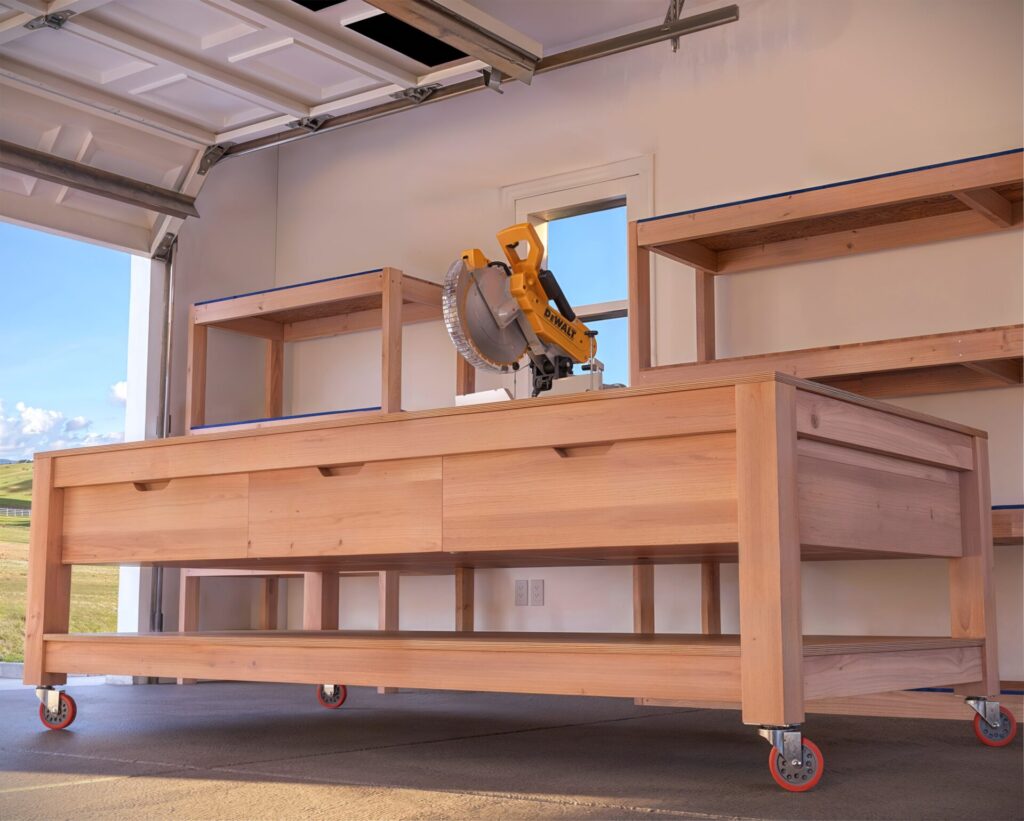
[43,631,983,708]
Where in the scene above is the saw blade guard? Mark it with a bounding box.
[443,257,528,372]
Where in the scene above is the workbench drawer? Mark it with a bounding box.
[442,433,738,551]
[248,458,442,557]
[62,474,250,563]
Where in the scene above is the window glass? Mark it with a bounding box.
[544,205,627,306]
[585,316,629,386]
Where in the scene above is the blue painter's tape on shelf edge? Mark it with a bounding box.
[192,406,381,430]
[194,268,383,307]
[638,148,1023,225]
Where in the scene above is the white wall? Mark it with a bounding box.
[181,0,1024,674]
[162,147,281,631]
[115,255,166,653]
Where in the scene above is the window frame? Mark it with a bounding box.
[499,157,654,387]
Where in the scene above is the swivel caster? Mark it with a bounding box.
[759,726,825,792]
[316,684,347,709]
[967,699,1018,748]
[36,687,77,731]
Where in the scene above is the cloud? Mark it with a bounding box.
[0,399,123,460]
[64,416,90,432]
[110,380,128,405]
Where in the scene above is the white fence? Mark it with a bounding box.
[0,506,30,518]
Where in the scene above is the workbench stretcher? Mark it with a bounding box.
[23,373,1016,791]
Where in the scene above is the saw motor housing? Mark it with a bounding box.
[447,223,595,395]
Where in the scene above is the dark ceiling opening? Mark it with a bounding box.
[347,13,468,67]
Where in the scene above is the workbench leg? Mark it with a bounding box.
[177,573,200,685]
[632,564,655,635]
[736,381,804,726]
[23,457,70,687]
[950,436,1000,696]
[627,221,652,386]
[632,564,655,705]
[185,309,207,430]
[381,267,403,413]
[695,269,716,362]
[264,338,284,419]
[456,352,476,396]
[302,572,339,631]
[258,578,280,631]
[378,570,400,694]
[700,561,721,635]
[455,567,474,632]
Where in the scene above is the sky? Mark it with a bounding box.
[0,221,130,461]
[546,205,629,386]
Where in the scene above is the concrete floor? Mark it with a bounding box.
[0,683,1020,820]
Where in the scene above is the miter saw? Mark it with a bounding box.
[443,223,601,397]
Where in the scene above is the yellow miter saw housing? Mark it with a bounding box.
[443,223,597,396]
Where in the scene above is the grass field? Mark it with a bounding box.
[0,461,33,509]
[0,501,119,663]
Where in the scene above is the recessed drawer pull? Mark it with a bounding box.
[318,463,365,478]
[132,480,170,492]
[552,442,615,459]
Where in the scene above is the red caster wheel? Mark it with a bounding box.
[768,738,824,792]
[38,692,77,731]
[316,684,347,709]
[973,706,1018,747]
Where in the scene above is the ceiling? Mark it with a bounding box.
[0,0,676,255]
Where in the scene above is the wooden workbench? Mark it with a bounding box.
[23,372,1011,788]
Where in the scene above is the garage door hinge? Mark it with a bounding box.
[198,144,231,175]
[289,116,327,133]
[152,233,176,262]
[24,11,74,31]
[391,84,441,104]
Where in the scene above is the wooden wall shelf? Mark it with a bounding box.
[993,506,1023,546]
[635,324,1023,397]
[186,267,441,433]
[629,149,1024,396]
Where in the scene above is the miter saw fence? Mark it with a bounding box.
[443,223,599,397]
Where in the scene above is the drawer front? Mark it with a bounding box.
[248,458,442,557]
[62,474,249,563]
[443,433,738,551]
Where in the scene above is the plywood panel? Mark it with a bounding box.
[798,446,962,557]
[795,389,974,470]
[249,459,441,558]
[43,632,743,702]
[62,474,249,563]
[803,646,983,700]
[443,433,738,551]
[52,384,739,488]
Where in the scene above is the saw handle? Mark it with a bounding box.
[538,269,576,322]
[497,223,544,274]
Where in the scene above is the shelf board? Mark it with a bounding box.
[45,630,981,656]
[41,631,984,703]
[993,507,1024,545]
[635,324,1023,398]
[192,268,442,341]
[637,149,1023,275]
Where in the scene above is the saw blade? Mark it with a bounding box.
[443,259,528,371]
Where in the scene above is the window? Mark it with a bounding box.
[503,157,652,390]
[544,205,629,385]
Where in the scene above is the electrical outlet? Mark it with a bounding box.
[515,579,529,606]
[529,578,544,606]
